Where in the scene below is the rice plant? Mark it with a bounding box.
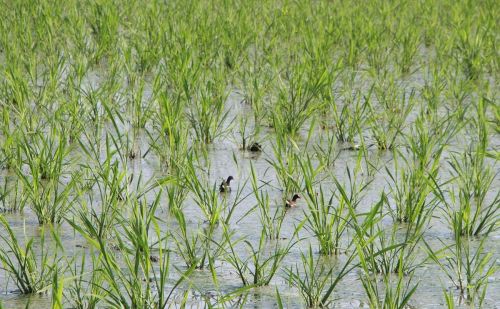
[433,100,498,236]
[298,157,352,255]
[186,73,232,144]
[0,215,62,294]
[425,230,497,306]
[367,82,415,150]
[171,204,225,270]
[267,134,302,197]
[385,151,439,224]
[221,226,297,287]
[0,0,497,307]
[284,246,358,308]
[65,254,105,309]
[70,191,192,308]
[146,88,190,171]
[358,266,419,309]
[250,163,285,240]
[272,62,328,137]
[330,88,367,143]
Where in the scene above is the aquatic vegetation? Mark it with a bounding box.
[358,267,419,309]
[0,216,62,294]
[0,0,498,307]
[299,158,355,255]
[284,246,358,308]
[221,227,297,287]
[250,163,286,240]
[425,229,497,306]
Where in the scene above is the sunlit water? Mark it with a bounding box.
[0,67,499,308]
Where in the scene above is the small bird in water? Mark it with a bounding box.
[219,176,234,192]
[285,194,301,208]
[248,142,263,152]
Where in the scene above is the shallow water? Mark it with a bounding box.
[0,65,499,309]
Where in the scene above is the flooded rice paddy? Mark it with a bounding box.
[0,0,499,308]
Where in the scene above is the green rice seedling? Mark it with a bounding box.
[330,88,367,143]
[125,73,153,130]
[79,87,105,150]
[171,205,215,269]
[238,60,274,129]
[71,190,192,308]
[198,286,251,309]
[34,55,66,112]
[341,20,364,69]
[388,131,444,229]
[419,1,440,47]
[69,141,130,240]
[51,271,64,309]
[395,20,420,74]
[98,99,141,165]
[0,177,22,212]
[385,151,439,224]
[298,156,349,255]
[425,231,497,306]
[267,136,301,197]
[0,109,20,170]
[272,62,328,137]
[172,155,249,269]
[353,204,420,308]
[87,1,120,64]
[192,155,249,225]
[305,187,349,255]
[181,155,225,227]
[146,89,190,172]
[287,191,397,307]
[16,168,78,225]
[358,217,426,275]
[390,110,449,187]
[221,227,297,287]
[435,151,499,236]
[250,163,285,240]
[17,124,70,181]
[358,265,419,309]
[483,96,499,134]
[443,289,455,309]
[187,73,231,144]
[0,181,8,211]
[234,114,260,151]
[65,253,104,309]
[433,101,498,236]
[423,110,465,155]
[66,43,90,89]
[165,181,188,212]
[332,167,371,214]
[367,82,415,150]
[349,188,424,275]
[0,215,62,294]
[454,28,485,80]
[420,66,446,115]
[443,74,473,115]
[350,192,420,275]
[169,185,232,270]
[2,59,31,113]
[14,123,77,224]
[55,83,86,144]
[284,246,358,308]
[313,127,339,168]
[126,7,165,73]
[365,32,391,77]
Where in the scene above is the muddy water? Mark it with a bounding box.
[0,72,499,308]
